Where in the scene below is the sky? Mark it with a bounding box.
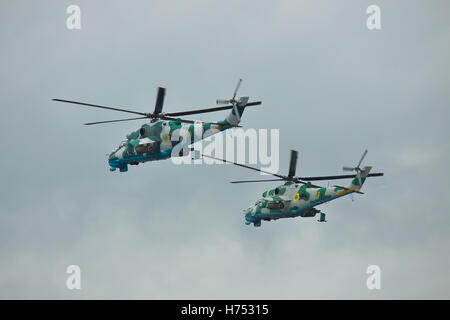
[0,0,449,299]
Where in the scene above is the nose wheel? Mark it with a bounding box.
[109,164,128,172]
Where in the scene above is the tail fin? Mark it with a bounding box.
[224,97,249,125]
[347,166,372,190]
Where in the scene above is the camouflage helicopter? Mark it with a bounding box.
[204,149,384,227]
[53,79,261,172]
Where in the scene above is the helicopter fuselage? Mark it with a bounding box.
[53,84,260,172]
[108,118,238,172]
[244,178,363,227]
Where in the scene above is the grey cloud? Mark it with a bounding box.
[0,0,449,299]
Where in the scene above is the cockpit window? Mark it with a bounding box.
[268,201,284,209]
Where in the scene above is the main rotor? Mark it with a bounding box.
[203,149,384,190]
[53,79,262,126]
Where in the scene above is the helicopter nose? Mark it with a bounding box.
[108,149,116,159]
[244,206,254,215]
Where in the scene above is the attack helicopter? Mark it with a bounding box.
[53,79,261,172]
[204,149,384,227]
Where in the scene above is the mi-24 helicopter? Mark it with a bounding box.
[203,149,384,227]
[53,79,261,172]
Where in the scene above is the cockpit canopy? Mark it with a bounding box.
[118,140,127,148]
[262,186,286,198]
[126,129,140,140]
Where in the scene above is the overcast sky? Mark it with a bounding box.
[0,0,449,299]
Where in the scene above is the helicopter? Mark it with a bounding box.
[203,149,384,227]
[53,79,261,172]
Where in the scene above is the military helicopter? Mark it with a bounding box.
[203,149,384,227]
[53,79,261,172]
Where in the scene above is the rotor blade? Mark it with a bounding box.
[230,179,286,184]
[299,172,384,181]
[84,116,149,125]
[160,116,224,126]
[154,87,165,115]
[232,78,243,99]
[342,166,355,171]
[288,150,298,178]
[291,179,322,188]
[52,99,147,116]
[216,99,231,105]
[357,149,368,168]
[165,101,262,117]
[159,116,195,124]
[367,172,384,178]
[202,154,287,179]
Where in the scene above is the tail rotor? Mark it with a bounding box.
[216,78,244,122]
[343,149,368,173]
[343,149,369,186]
